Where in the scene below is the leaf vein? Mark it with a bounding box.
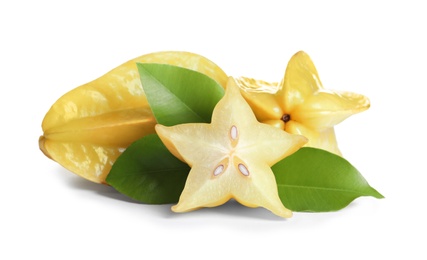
[278,184,367,195]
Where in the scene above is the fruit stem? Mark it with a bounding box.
[281,114,291,123]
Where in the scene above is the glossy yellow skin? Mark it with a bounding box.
[237,51,370,155]
[40,51,228,183]
[156,78,307,218]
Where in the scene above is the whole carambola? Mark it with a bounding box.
[237,51,370,155]
[39,51,228,183]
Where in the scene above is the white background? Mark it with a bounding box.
[1,0,426,259]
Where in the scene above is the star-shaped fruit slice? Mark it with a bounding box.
[155,77,307,218]
[237,51,370,155]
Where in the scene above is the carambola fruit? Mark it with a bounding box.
[39,51,228,183]
[156,77,307,218]
[237,51,370,155]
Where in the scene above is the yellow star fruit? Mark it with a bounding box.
[155,77,307,218]
[39,51,228,183]
[237,51,370,155]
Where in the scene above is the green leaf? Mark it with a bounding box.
[106,134,190,204]
[137,63,225,126]
[272,147,384,212]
